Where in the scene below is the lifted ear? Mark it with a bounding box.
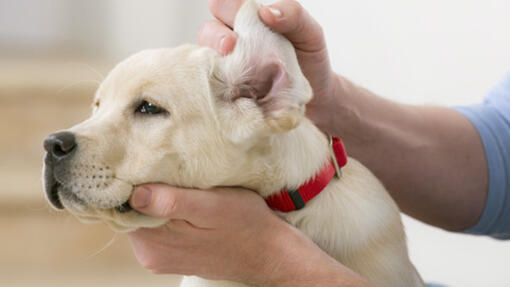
[213,0,312,138]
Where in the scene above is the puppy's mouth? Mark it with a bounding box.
[43,156,133,213]
[50,181,133,213]
[49,182,64,209]
[114,201,133,213]
[43,158,65,210]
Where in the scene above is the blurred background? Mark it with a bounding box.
[0,0,509,286]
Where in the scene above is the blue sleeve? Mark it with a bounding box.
[453,71,510,239]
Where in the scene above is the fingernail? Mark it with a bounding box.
[132,186,152,208]
[218,36,227,54]
[268,7,282,18]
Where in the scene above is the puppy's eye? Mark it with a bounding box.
[135,100,167,115]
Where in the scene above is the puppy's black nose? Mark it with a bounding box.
[44,131,77,161]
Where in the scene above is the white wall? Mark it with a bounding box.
[304,0,510,105]
[0,0,208,57]
[0,0,110,54]
[105,0,209,59]
[0,0,74,51]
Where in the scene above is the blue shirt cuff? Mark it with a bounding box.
[453,105,510,239]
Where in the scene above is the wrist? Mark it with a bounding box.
[309,73,360,138]
[254,221,373,287]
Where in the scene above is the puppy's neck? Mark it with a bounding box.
[240,120,332,197]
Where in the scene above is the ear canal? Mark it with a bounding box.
[237,60,288,110]
[243,61,286,101]
[216,0,312,133]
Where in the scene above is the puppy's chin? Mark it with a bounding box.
[91,215,168,233]
[61,195,168,233]
[71,209,168,233]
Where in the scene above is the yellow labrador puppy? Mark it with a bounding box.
[42,1,424,286]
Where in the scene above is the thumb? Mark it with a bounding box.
[258,0,326,53]
[130,184,221,227]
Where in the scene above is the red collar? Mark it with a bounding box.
[264,136,348,212]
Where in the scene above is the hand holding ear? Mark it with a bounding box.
[127,184,374,286]
[198,0,341,134]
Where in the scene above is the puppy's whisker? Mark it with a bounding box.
[56,80,102,96]
[83,232,118,261]
[112,175,134,187]
[65,61,106,81]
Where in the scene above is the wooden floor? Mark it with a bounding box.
[0,56,181,286]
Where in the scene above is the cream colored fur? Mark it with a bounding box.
[43,1,424,286]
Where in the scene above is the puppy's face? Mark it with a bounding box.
[44,46,228,231]
[42,1,311,232]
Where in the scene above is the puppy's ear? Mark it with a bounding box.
[213,0,312,142]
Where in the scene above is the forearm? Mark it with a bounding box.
[319,74,488,231]
[259,223,376,287]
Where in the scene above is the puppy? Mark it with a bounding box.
[42,1,425,286]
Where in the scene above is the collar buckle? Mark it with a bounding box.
[328,134,343,178]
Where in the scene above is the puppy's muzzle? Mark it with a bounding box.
[43,131,77,209]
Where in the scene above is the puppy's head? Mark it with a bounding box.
[42,0,311,232]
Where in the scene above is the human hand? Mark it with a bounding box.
[198,0,340,133]
[127,184,301,285]
[127,184,373,286]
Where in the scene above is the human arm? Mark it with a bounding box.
[199,0,488,231]
[320,77,488,231]
[128,185,375,287]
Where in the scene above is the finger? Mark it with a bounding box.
[198,19,238,55]
[129,184,223,227]
[209,0,245,28]
[258,0,326,53]
[127,231,197,275]
[127,233,150,264]
[127,231,176,273]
